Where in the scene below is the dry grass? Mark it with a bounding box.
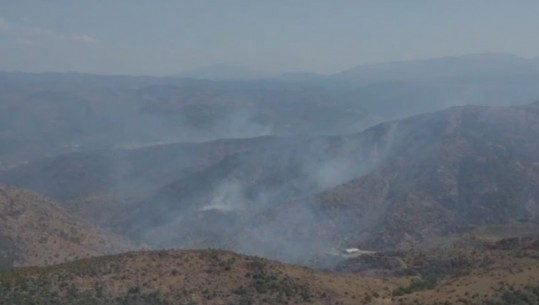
[0,184,132,267]
[1,243,538,305]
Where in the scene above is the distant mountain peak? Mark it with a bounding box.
[335,52,538,82]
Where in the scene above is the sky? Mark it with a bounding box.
[0,0,538,76]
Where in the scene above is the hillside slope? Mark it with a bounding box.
[2,244,539,305]
[306,102,539,249]
[0,249,394,305]
[0,184,132,269]
[125,102,539,262]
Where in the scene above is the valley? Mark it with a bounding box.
[1,54,539,304]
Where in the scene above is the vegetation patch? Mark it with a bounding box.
[393,274,438,296]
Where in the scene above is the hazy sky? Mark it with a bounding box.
[1,0,538,75]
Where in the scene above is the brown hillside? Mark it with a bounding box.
[269,103,539,252]
[0,184,132,269]
[1,244,539,305]
[334,103,539,248]
[0,249,398,305]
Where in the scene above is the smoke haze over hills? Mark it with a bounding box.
[2,2,539,304]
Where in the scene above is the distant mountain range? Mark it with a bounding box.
[175,53,539,82]
[335,53,539,82]
[2,53,539,165]
[176,64,272,80]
